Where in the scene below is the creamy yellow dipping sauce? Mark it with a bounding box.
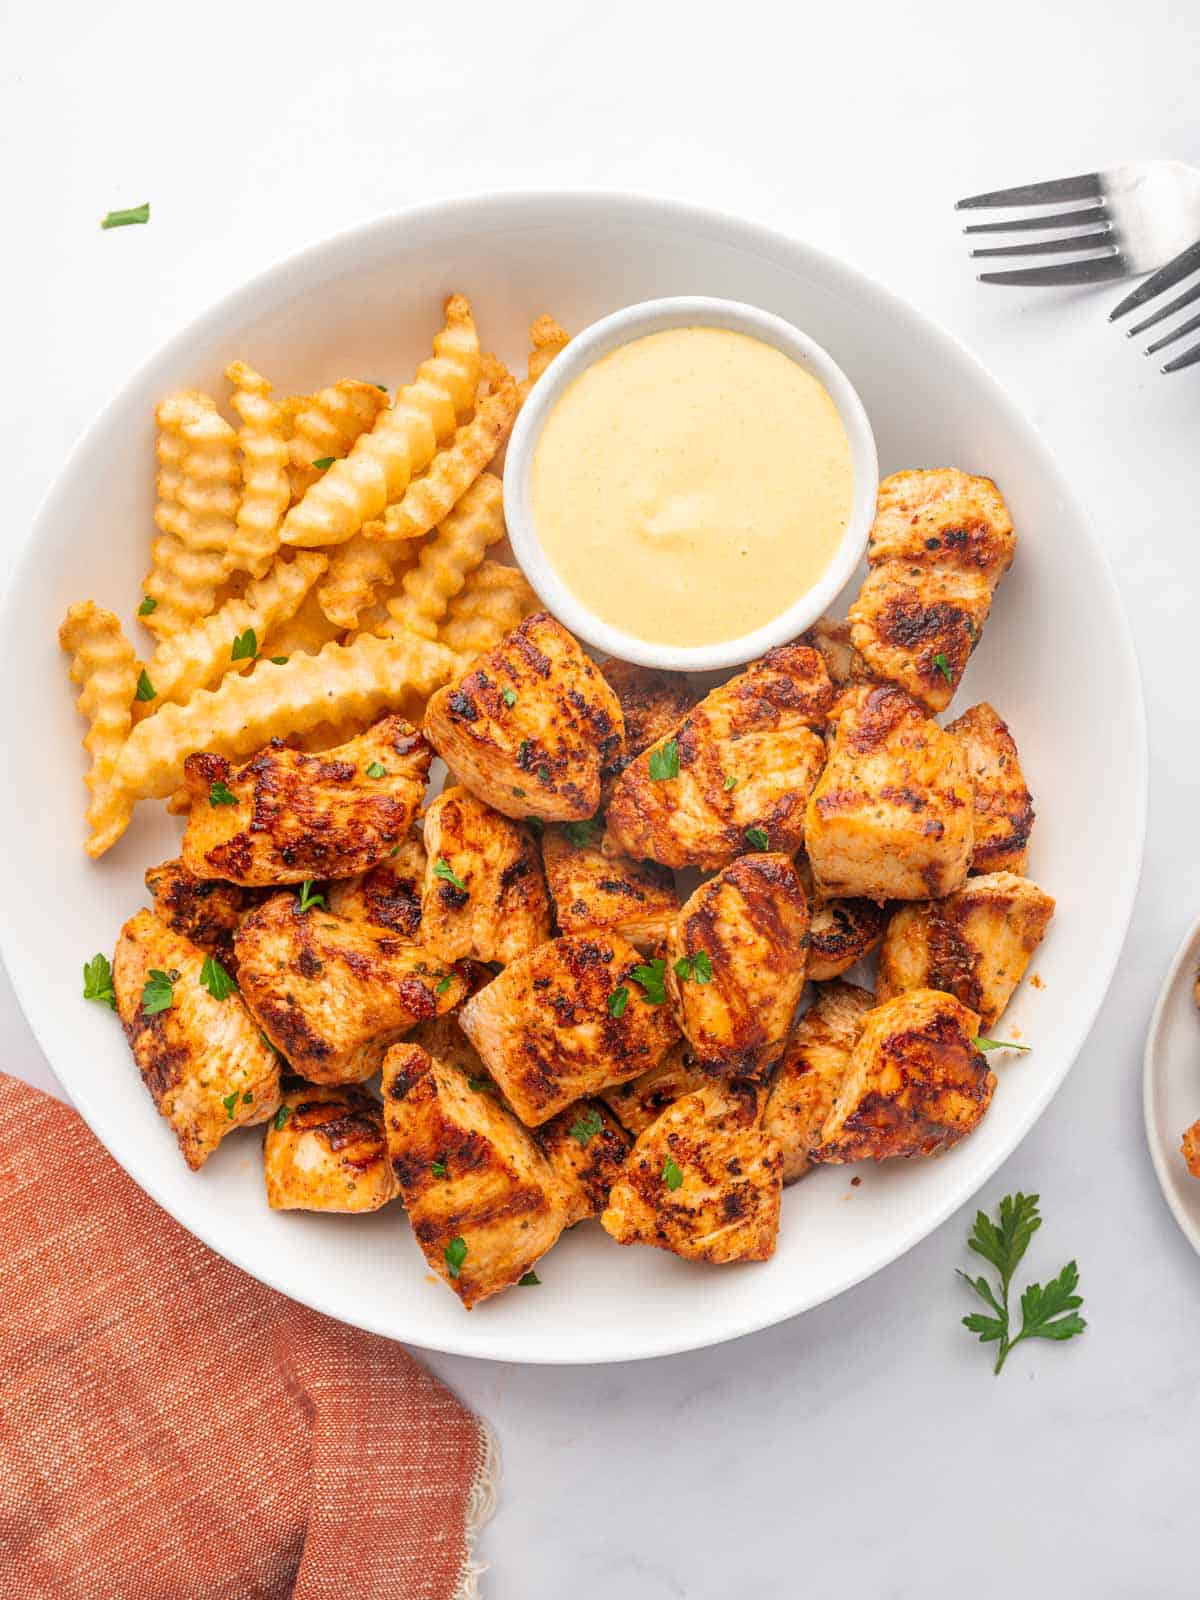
[531,326,853,648]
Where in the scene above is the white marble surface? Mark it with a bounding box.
[4,2,1199,1593]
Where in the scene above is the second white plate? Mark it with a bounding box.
[1144,915,1200,1252]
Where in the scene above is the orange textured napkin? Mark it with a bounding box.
[0,1072,496,1600]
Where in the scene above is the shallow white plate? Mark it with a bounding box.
[1143,915,1200,1251]
[0,191,1146,1363]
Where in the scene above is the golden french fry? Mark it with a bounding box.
[227,361,289,576]
[104,631,463,849]
[280,296,480,549]
[520,314,570,400]
[361,367,518,544]
[142,536,231,638]
[59,602,140,856]
[436,559,540,655]
[286,379,389,503]
[153,392,241,553]
[379,473,506,641]
[134,551,327,718]
[316,531,424,632]
[260,586,344,659]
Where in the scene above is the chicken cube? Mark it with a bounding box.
[793,853,885,981]
[421,786,552,964]
[599,658,697,804]
[601,1082,783,1263]
[457,933,681,1125]
[666,854,809,1076]
[863,467,1016,583]
[599,1042,713,1136]
[264,1084,398,1213]
[533,1099,632,1225]
[764,982,874,1182]
[422,612,624,821]
[805,683,974,901]
[876,870,1055,1031]
[113,908,281,1170]
[811,989,995,1163]
[798,616,868,689]
[180,714,431,886]
[234,893,465,1083]
[945,701,1035,874]
[605,643,832,870]
[325,826,427,937]
[382,1042,567,1308]
[144,858,258,975]
[541,821,678,951]
[1182,1121,1200,1179]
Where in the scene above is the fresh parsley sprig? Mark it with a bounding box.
[957,1192,1085,1375]
[973,1035,1032,1054]
[83,952,117,1011]
[297,880,325,913]
[648,739,680,781]
[932,652,953,685]
[568,1108,604,1147]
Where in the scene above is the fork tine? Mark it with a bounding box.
[970,231,1112,260]
[1161,340,1200,374]
[1144,308,1200,355]
[1108,238,1200,321]
[978,257,1128,287]
[1127,278,1200,336]
[956,173,1102,210]
[963,204,1107,235]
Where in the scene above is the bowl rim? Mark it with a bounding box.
[502,294,879,671]
[0,187,1149,1363]
[1142,910,1200,1254]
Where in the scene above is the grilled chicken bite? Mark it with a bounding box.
[599,658,697,804]
[848,468,1016,711]
[945,701,1035,874]
[264,1084,398,1212]
[812,989,994,1164]
[793,854,885,981]
[765,982,874,1182]
[805,683,973,901]
[1182,1121,1200,1179]
[144,858,257,975]
[798,616,868,690]
[605,643,832,870]
[667,854,810,1077]
[113,909,281,1170]
[382,1042,567,1308]
[458,933,681,1125]
[876,870,1055,1030]
[423,612,624,821]
[180,714,431,886]
[601,1081,783,1263]
[541,821,678,951]
[421,786,551,964]
[600,1041,713,1136]
[235,893,465,1083]
[325,826,427,937]
[533,1099,632,1225]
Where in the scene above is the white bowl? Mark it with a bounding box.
[503,296,879,671]
[0,190,1145,1364]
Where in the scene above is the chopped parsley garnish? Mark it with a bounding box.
[82,952,117,1011]
[502,687,517,707]
[648,739,680,781]
[607,985,629,1019]
[141,967,178,1016]
[673,950,713,985]
[569,1108,604,1147]
[435,975,453,995]
[537,764,550,783]
[298,880,325,913]
[933,652,953,685]
[958,1192,1085,1375]
[630,958,667,1005]
[101,202,150,229]
[467,1076,493,1093]
[138,595,157,616]
[518,1271,541,1287]
[744,827,770,851]
[311,456,336,470]
[433,858,467,892]
[511,787,526,798]
[662,1156,683,1191]
[273,1104,291,1131]
[374,382,388,392]
[722,774,738,792]
[444,1236,468,1279]
[269,655,288,666]
[208,780,237,807]
[134,669,156,702]
[973,1036,1032,1054]
[231,628,257,662]
[564,817,601,847]
[242,1090,253,1104]
[432,1156,448,1179]
[221,1090,240,1120]
[365,761,387,779]
[199,955,237,1001]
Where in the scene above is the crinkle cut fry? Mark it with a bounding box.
[281,295,480,548]
[435,559,540,655]
[134,551,328,718]
[141,536,231,640]
[285,379,389,504]
[58,602,140,856]
[104,631,464,851]
[226,361,289,576]
[316,532,424,632]
[380,473,506,641]
[520,314,570,400]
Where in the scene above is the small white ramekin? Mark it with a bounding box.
[502,295,878,672]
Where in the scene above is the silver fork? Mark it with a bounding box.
[956,161,1200,289]
[1107,238,1200,372]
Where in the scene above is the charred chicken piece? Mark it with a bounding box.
[533,1099,632,1225]
[764,982,874,1182]
[945,701,1035,875]
[325,826,427,938]
[264,1084,398,1212]
[421,786,551,964]
[598,658,697,804]
[599,1041,713,1137]
[793,853,885,982]
[144,857,258,975]
[541,820,679,952]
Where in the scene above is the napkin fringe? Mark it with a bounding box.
[454,1419,500,1600]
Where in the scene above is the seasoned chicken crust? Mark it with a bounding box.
[421,786,551,964]
[765,982,874,1182]
[144,858,258,975]
[599,658,697,804]
[326,826,427,937]
[264,1084,398,1213]
[541,822,678,951]
[945,701,1035,875]
[600,1042,714,1136]
[534,1099,632,1225]
[793,853,885,982]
